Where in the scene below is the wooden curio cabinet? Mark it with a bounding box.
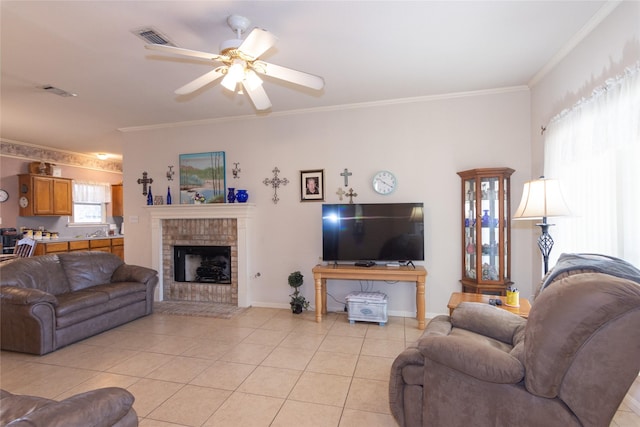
[457,168,514,295]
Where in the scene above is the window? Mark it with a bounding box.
[72,182,111,224]
[544,63,640,268]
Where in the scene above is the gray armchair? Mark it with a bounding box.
[390,254,640,427]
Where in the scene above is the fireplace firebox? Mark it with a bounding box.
[173,245,231,284]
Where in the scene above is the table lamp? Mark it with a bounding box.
[513,177,571,274]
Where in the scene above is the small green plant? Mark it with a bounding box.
[288,271,309,314]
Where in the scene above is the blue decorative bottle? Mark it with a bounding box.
[227,188,236,203]
[146,186,153,205]
[166,187,172,205]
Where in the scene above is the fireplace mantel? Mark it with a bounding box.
[146,204,255,221]
[147,204,255,306]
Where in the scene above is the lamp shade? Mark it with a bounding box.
[221,59,245,91]
[513,177,571,219]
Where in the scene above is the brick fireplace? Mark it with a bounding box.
[148,204,255,307]
[163,218,236,303]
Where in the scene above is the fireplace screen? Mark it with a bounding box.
[173,245,231,284]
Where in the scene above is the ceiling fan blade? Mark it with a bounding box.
[238,28,278,60]
[254,61,324,90]
[175,68,226,95]
[145,44,224,62]
[242,81,272,111]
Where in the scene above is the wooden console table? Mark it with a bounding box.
[312,264,428,329]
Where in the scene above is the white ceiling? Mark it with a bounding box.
[1,1,611,160]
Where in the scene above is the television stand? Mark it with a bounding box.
[312,264,428,329]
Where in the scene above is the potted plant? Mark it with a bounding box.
[288,271,309,314]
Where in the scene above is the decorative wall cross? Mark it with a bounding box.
[345,188,358,204]
[335,187,346,201]
[232,162,241,179]
[340,168,352,187]
[263,167,289,204]
[137,172,153,196]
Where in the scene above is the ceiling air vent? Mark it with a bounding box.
[40,85,77,97]
[132,27,175,46]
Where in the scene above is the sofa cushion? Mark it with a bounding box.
[87,282,147,299]
[57,252,124,291]
[55,290,109,317]
[0,255,71,296]
[55,290,147,329]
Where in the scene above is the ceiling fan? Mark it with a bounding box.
[145,15,324,111]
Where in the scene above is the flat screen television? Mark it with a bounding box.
[322,203,424,263]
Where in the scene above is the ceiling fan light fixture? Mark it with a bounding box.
[221,60,245,92]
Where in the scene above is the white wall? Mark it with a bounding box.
[122,87,532,318]
[527,1,640,283]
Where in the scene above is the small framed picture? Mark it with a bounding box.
[300,169,324,201]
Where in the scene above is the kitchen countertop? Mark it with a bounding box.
[35,235,124,243]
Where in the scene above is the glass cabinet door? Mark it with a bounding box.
[458,168,514,295]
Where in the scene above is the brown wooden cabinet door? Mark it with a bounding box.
[52,178,72,215]
[111,244,124,260]
[33,176,54,215]
[111,184,123,216]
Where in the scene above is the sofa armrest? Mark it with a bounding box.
[451,302,526,344]
[0,286,58,306]
[6,387,136,427]
[111,264,157,285]
[419,334,524,384]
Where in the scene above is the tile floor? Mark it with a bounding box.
[0,308,638,427]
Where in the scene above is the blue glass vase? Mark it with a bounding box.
[236,189,248,203]
[481,210,490,227]
[227,188,236,203]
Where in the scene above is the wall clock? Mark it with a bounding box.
[19,196,29,208]
[0,189,8,203]
[372,170,397,195]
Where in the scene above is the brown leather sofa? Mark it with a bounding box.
[0,387,137,426]
[0,251,158,355]
[389,253,640,427]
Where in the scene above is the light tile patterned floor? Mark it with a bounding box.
[0,308,638,426]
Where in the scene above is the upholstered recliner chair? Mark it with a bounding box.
[389,254,640,427]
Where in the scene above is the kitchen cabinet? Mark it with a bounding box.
[33,237,124,259]
[111,237,124,260]
[111,184,123,216]
[18,174,73,216]
[33,241,69,256]
[89,238,111,253]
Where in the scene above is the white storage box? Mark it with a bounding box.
[346,292,388,325]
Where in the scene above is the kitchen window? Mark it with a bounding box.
[71,182,111,224]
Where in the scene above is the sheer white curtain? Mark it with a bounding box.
[72,181,112,203]
[544,62,640,268]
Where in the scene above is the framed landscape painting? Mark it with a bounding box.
[179,151,226,204]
